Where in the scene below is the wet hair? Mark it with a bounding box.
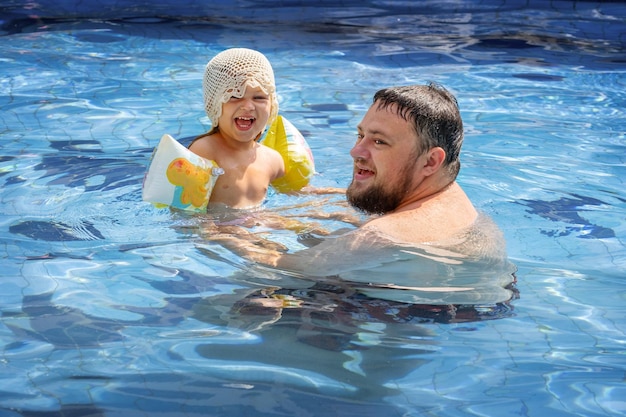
[372,83,464,179]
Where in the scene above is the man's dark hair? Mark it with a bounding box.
[373,83,464,179]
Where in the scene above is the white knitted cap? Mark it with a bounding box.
[203,48,278,129]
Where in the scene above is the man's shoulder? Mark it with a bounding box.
[364,200,478,244]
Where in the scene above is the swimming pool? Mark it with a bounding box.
[1,0,625,415]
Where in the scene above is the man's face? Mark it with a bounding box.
[346,102,422,215]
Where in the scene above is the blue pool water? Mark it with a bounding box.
[1,1,625,416]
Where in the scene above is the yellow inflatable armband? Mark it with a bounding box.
[259,115,315,193]
[142,134,224,212]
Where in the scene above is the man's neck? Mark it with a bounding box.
[391,178,456,214]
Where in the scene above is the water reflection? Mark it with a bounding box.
[188,225,518,400]
[189,278,517,400]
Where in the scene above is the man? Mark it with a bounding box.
[345,83,479,244]
[192,84,515,400]
[210,83,513,302]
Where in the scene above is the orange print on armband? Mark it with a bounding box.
[166,158,210,208]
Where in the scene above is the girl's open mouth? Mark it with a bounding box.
[235,117,255,130]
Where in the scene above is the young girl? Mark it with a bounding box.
[189,48,285,209]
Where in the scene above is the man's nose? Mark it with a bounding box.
[350,140,369,161]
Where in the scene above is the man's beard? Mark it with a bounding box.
[346,164,415,215]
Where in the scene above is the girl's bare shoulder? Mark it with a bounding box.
[258,143,286,177]
[188,133,219,159]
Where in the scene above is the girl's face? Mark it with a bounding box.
[218,84,272,143]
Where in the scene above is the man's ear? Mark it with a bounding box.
[422,147,446,175]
